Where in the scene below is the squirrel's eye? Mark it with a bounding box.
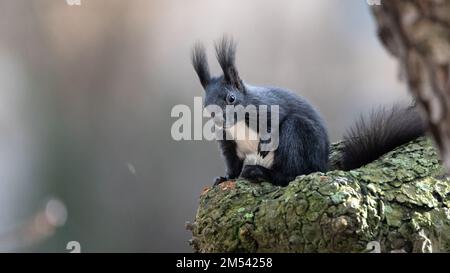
[227,94,236,104]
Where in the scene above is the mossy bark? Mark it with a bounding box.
[188,138,450,253]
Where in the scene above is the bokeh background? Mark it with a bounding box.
[0,0,411,252]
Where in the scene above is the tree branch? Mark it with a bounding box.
[188,138,450,252]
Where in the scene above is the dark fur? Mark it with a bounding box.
[192,37,328,186]
[214,37,244,91]
[191,43,211,88]
[191,36,424,187]
[341,105,425,170]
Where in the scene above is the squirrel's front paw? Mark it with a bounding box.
[213,176,229,186]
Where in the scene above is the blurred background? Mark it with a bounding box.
[0,0,411,252]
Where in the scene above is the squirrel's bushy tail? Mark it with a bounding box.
[341,105,426,171]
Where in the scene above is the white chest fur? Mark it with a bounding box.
[226,121,274,168]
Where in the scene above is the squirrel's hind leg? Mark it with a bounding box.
[240,165,272,182]
[239,165,294,186]
[270,115,329,186]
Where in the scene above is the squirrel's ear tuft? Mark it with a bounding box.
[215,36,244,92]
[191,42,211,89]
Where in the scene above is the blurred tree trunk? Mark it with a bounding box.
[371,0,450,170]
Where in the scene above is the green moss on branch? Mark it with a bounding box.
[188,138,450,253]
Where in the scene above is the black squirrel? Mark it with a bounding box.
[191,37,425,186]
